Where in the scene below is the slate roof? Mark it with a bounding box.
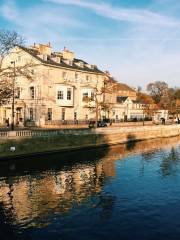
[19,46,104,74]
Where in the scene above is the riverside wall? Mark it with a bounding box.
[0,125,180,159]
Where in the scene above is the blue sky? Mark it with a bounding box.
[0,0,180,88]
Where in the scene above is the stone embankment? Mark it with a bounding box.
[0,125,180,159]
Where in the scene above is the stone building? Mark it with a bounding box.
[103,76,142,121]
[0,43,106,127]
[0,42,149,127]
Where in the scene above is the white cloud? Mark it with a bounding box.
[45,0,180,27]
[0,0,84,45]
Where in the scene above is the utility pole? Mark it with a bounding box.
[11,61,15,131]
[143,105,145,126]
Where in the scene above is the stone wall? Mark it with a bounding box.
[0,125,180,159]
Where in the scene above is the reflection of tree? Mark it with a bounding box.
[96,194,116,220]
[141,151,156,162]
[160,147,180,177]
[139,151,157,176]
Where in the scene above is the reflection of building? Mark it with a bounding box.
[0,158,116,227]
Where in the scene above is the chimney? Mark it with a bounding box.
[62,47,75,60]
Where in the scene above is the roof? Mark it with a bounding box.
[132,100,145,104]
[114,82,136,92]
[116,96,128,103]
[19,46,104,74]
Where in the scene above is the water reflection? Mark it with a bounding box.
[0,136,180,239]
[160,147,180,177]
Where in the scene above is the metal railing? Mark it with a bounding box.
[45,120,89,125]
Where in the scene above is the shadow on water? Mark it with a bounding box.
[0,203,17,240]
[0,146,110,177]
[126,134,137,151]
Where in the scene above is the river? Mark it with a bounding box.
[0,136,180,240]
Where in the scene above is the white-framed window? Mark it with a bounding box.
[91,91,95,100]
[30,86,35,99]
[47,108,52,121]
[15,87,21,99]
[62,108,65,120]
[75,73,79,80]
[67,88,72,100]
[62,71,67,80]
[17,56,22,62]
[86,75,89,82]
[82,92,88,101]
[74,112,77,120]
[29,108,34,120]
[57,90,64,100]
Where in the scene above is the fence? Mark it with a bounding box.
[0,128,92,139]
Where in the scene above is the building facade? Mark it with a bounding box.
[0,42,152,127]
[0,43,106,127]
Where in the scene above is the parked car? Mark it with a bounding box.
[97,120,108,127]
[88,120,96,128]
[88,120,108,128]
[102,118,112,126]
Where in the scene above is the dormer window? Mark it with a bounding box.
[69,60,73,66]
[79,62,84,68]
[43,54,47,61]
[91,65,95,69]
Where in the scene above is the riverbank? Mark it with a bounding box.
[0,125,180,159]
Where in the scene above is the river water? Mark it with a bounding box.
[0,136,180,240]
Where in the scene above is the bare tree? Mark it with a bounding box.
[84,75,116,127]
[0,30,24,105]
[0,30,39,130]
[147,81,169,104]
